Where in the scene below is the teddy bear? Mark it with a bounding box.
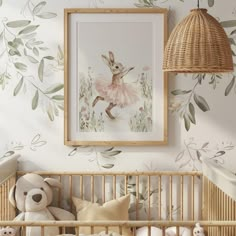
[9,173,75,236]
[0,227,16,236]
[193,223,205,236]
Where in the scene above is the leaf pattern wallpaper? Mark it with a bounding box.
[0,0,236,172]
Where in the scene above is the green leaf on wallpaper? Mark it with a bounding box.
[0,0,2,7]
[44,56,54,60]
[27,55,39,64]
[32,90,39,110]
[183,114,190,131]
[47,107,54,121]
[38,59,44,81]
[175,150,184,162]
[101,150,121,157]
[232,50,236,56]
[102,164,114,169]
[220,20,236,28]
[208,0,214,7]
[33,1,46,15]
[39,47,48,51]
[230,29,236,35]
[6,20,31,28]
[193,94,210,112]
[18,25,39,35]
[229,38,236,45]
[51,95,64,100]
[36,12,57,19]
[20,32,37,39]
[45,84,64,94]
[13,77,23,96]
[171,89,191,95]
[14,62,27,72]
[188,102,196,124]
[33,47,39,56]
[225,76,235,96]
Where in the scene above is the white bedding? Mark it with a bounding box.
[57,226,192,236]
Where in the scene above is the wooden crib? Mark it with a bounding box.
[0,157,236,236]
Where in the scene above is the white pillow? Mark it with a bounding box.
[166,227,191,236]
[136,226,163,236]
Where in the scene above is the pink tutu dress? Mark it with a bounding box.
[95,74,139,108]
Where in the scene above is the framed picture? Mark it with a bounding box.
[64,8,168,146]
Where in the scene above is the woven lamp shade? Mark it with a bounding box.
[163,8,233,73]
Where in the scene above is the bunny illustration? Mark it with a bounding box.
[92,51,139,119]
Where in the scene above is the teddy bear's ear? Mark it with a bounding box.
[44,178,62,188]
[9,185,16,207]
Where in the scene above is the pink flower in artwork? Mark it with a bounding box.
[81,106,86,112]
[139,107,144,112]
[147,117,152,123]
[143,66,151,71]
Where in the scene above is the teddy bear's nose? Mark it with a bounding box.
[32,193,42,203]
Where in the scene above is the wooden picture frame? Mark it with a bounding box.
[64,8,168,146]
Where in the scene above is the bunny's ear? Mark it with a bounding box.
[102,55,110,67]
[109,51,115,63]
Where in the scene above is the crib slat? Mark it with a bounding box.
[113,175,116,199]
[169,175,172,221]
[158,175,162,220]
[102,175,105,203]
[136,175,139,220]
[80,175,83,199]
[191,175,194,220]
[69,175,73,211]
[180,175,184,221]
[148,175,151,220]
[91,175,94,202]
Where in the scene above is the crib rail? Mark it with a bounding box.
[17,171,203,221]
[1,220,236,236]
[0,173,16,221]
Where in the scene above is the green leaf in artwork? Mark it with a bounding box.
[183,114,190,131]
[13,77,23,96]
[232,50,236,56]
[44,56,54,60]
[33,47,39,56]
[0,0,2,6]
[33,1,46,15]
[14,62,27,72]
[51,95,64,100]
[225,76,235,96]
[38,59,44,81]
[36,12,57,19]
[220,20,236,28]
[6,20,31,28]
[193,94,210,112]
[188,102,196,124]
[47,105,54,121]
[32,90,39,110]
[45,84,64,94]
[18,25,39,35]
[208,0,214,7]
[171,89,192,95]
[27,55,39,64]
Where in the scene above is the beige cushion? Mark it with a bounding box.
[72,194,132,236]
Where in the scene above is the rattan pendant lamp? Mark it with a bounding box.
[163,0,234,73]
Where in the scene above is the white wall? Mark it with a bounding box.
[0,0,236,173]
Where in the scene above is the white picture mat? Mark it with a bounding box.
[68,13,165,142]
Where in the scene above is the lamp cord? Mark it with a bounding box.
[197,0,199,8]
